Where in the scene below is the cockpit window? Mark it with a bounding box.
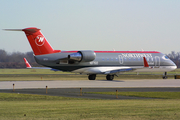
[165,56,169,59]
[162,55,169,60]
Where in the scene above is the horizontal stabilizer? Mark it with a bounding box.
[3,29,23,31]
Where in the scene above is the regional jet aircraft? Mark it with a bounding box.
[5,27,177,80]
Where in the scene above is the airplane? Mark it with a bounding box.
[5,27,177,80]
[23,58,60,71]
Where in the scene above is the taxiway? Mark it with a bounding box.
[0,79,180,89]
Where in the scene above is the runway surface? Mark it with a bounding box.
[1,79,180,99]
[0,79,180,89]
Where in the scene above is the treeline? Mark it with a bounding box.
[167,51,180,68]
[0,49,39,68]
[0,49,180,68]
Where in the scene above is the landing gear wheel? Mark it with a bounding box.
[88,74,96,80]
[106,75,114,81]
[163,72,168,79]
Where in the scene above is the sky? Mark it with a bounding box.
[0,0,180,54]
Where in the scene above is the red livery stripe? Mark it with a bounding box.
[94,51,160,53]
[63,51,160,53]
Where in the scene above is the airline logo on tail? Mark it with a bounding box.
[35,35,45,46]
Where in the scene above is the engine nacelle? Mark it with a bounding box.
[79,50,96,62]
[68,50,96,62]
[68,52,82,62]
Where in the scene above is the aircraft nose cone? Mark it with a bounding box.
[171,60,177,70]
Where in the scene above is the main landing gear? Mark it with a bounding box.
[88,74,96,80]
[163,72,168,79]
[88,74,114,80]
[106,75,114,81]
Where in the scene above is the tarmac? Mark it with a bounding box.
[0,79,180,99]
[1,79,180,89]
[1,87,180,100]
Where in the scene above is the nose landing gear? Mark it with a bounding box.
[163,72,168,79]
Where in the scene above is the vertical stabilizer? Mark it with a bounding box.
[22,27,61,55]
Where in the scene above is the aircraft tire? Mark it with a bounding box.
[106,75,114,81]
[163,76,168,79]
[88,74,96,80]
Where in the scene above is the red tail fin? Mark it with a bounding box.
[22,27,61,55]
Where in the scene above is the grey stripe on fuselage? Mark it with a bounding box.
[34,51,176,72]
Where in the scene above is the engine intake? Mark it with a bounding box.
[68,50,96,62]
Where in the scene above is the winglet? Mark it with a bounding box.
[143,57,149,67]
[23,58,32,68]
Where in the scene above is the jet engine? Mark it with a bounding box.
[68,50,96,62]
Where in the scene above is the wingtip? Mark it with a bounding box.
[143,57,149,67]
[23,58,32,68]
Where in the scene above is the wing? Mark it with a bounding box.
[104,68,134,74]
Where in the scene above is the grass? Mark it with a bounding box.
[1,68,180,75]
[0,93,180,120]
[0,68,178,81]
[0,69,180,119]
[0,74,89,81]
[0,68,180,119]
[0,69,72,74]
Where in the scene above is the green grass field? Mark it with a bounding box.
[1,68,180,74]
[0,93,180,120]
[0,68,179,81]
[1,69,180,119]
